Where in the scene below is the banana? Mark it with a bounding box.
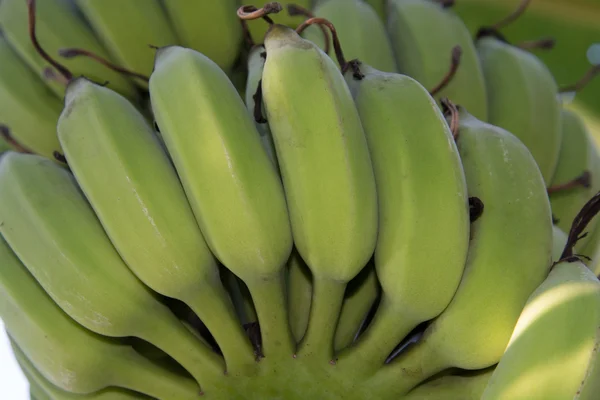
[404,368,495,400]
[362,0,386,21]
[387,0,488,121]
[0,0,136,99]
[57,78,256,374]
[261,25,378,363]
[245,44,279,168]
[476,36,562,185]
[481,259,600,399]
[149,45,294,361]
[0,35,63,159]
[287,249,313,343]
[0,233,202,399]
[0,153,224,387]
[161,0,242,72]
[74,0,178,85]
[245,1,312,45]
[368,109,553,396]
[301,0,397,72]
[552,225,568,263]
[333,62,468,376]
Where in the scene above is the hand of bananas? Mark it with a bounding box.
[0,0,599,399]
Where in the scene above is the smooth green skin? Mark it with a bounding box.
[245,0,312,45]
[482,261,600,400]
[161,0,241,72]
[75,0,178,83]
[387,0,488,121]
[404,368,494,400]
[149,46,294,361]
[287,249,313,343]
[337,65,469,376]
[0,234,201,399]
[302,0,397,73]
[375,111,553,395]
[362,0,386,21]
[0,153,224,386]
[477,37,562,186]
[0,0,135,99]
[244,45,279,169]
[552,225,569,263]
[550,109,596,234]
[0,37,62,159]
[57,78,256,374]
[262,25,378,363]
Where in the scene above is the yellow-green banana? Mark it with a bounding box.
[371,109,553,396]
[0,0,136,98]
[245,1,312,45]
[0,233,201,399]
[302,0,397,72]
[287,249,313,343]
[552,225,568,263]
[57,78,256,374]
[149,45,294,361]
[481,260,600,399]
[477,36,562,185]
[387,0,488,121]
[0,153,224,387]
[0,35,62,159]
[335,62,469,376]
[161,0,242,72]
[74,0,178,84]
[362,0,386,21]
[404,368,495,400]
[261,25,378,363]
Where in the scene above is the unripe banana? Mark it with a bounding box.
[335,63,469,376]
[287,249,313,343]
[404,368,495,400]
[362,0,386,21]
[552,225,568,263]
[0,35,62,159]
[482,260,600,399]
[74,0,178,85]
[0,153,224,386]
[477,36,562,185]
[302,0,397,72]
[0,233,201,399]
[149,45,294,360]
[387,0,488,121]
[371,109,553,395]
[161,0,242,72]
[0,0,136,98]
[262,25,378,363]
[57,78,256,374]
[245,1,312,44]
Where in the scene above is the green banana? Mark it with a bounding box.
[0,35,63,159]
[0,0,136,99]
[74,0,178,83]
[404,368,495,400]
[481,260,600,399]
[552,225,568,263]
[301,0,397,72]
[0,233,202,399]
[362,0,386,21]
[476,36,562,185]
[161,0,242,72]
[370,109,553,395]
[261,25,378,363]
[287,249,313,343]
[57,77,256,374]
[245,1,312,45]
[387,0,488,121]
[149,45,294,361]
[335,62,469,377]
[0,153,224,387]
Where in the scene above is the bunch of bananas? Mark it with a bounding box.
[1,0,600,399]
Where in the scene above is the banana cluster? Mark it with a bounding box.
[0,0,599,399]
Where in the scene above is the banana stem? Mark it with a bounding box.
[245,272,295,361]
[336,296,420,376]
[297,277,347,363]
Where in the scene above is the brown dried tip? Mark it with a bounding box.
[296,18,347,70]
[430,46,462,96]
[547,171,592,195]
[252,79,267,124]
[237,3,283,24]
[469,197,485,222]
[433,0,455,8]
[345,59,365,80]
[0,125,33,154]
[559,64,600,93]
[441,98,460,140]
[53,151,67,164]
[560,190,600,261]
[59,48,150,83]
[288,4,330,55]
[517,37,556,51]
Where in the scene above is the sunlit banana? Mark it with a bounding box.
[0,233,201,399]
[477,36,561,185]
[0,0,135,98]
[404,368,495,400]
[0,153,224,387]
[161,0,242,72]
[367,109,553,396]
[261,25,378,363]
[301,0,397,72]
[387,0,488,120]
[481,259,600,399]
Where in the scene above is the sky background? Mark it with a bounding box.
[0,320,29,399]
